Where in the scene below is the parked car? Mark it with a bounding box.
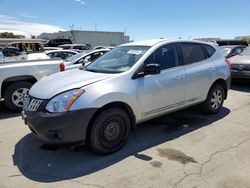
[0,40,44,62]
[60,49,110,71]
[0,59,63,111]
[45,38,72,47]
[44,47,63,51]
[228,46,250,80]
[22,39,231,154]
[58,44,92,52]
[220,45,246,58]
[94,46,115,50]
[216,40,248,46]
[45,50,78,60]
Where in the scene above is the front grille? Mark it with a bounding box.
[27,98,43,112]
[231,64,250,71]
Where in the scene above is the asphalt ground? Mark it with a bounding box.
[0,81,249,188]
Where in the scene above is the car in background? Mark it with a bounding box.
[94,46,115,50]
[60,48,110,71]
[216,40,248,46]
[45,50,78,60]
[229,47,250,80]
[58,44,92,52]
[0,40,44,62]
[44,47,63,51]
[45,38,72,47]
[220,45,246,58]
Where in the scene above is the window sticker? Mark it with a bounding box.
[127,50,143,55]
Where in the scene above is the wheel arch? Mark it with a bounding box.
[1,75,37,98]
[209,78,228,99]
[86,101,136,142]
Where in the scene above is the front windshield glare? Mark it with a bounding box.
[241,47,250,55]
[85,46,149,73]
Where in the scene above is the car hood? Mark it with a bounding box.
[229,55,250,64]
[29,69,115,99]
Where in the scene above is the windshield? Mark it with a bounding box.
[85,46,150,73]
[241,47,250,55]
[65,51,86,62]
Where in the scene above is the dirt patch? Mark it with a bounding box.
[150,161,162,168]
[157,148,197,165]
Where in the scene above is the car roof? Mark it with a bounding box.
[121,39,216,47]
[45,50,78,54]
[59,44,87,47]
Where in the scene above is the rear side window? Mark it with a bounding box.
[203,45,216,58]
[181,43,206,64]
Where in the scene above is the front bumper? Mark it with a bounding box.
[22,108,98,145]
[231,70,250,79]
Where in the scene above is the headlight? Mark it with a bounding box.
[46,89,84,113]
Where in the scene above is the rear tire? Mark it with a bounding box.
[4,81,32,112]
[89,107,131,154]
[201,84,225,114]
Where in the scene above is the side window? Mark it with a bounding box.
[181,43,206,64]
[89,52,104,61]
[62,52,75,59]
[144,44,179,70]
[50,52,62,59]
[203,45,216,58]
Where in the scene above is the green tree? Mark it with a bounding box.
[0,32,25,39]
[242,37,250,44]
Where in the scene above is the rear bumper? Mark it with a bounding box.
[231,70,250,79]
[23,108,98,145]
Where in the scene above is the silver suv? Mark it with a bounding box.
[22,39,231,154]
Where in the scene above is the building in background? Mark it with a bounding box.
[38,30,130,48]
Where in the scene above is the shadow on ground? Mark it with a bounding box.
[0,101,20,120]
[231,80,250,93]
[13,106,230,182]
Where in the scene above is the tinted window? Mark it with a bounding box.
[62,52,75,59]
[203,45,216,58]
[144,44,179,70]
[47,52,62,59]
[181,43,206,64]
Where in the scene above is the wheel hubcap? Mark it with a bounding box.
[12,88,29,107]
[100,116,125,148]
[211,89,223,110]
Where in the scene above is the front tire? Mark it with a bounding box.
[4,81,32,112]
[201,84,225,114]
[89,107,131,154]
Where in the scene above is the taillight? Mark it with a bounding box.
[60,63,65,71]
[225,59,231,70]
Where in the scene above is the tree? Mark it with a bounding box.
[0,32,25,39]
[242,37,250,44]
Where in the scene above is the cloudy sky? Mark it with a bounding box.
[1,0,250,40]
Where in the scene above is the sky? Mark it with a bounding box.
[0,0,250,41]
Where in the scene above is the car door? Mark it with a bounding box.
[180,43,214,104]
[135,43,186,119]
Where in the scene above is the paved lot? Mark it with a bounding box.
[0,82,250,188]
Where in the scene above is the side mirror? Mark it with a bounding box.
[133,64,161,79]
[144,64,161,75]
